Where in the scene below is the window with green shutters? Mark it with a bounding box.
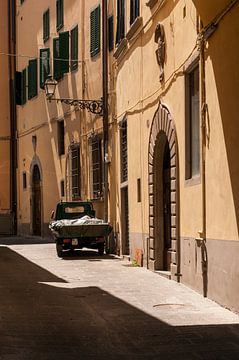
[43,9,50,42]
[56,0,64,31]
[53,38,62,80]
[59,31,69,74]
[40,48,50,89]
[21,69,27,105]
[90,5,100,57]
[130,0,139,25]
[28,59,38,100]
[16,71,22,105]
[71,25,78,71]
[16,69,26,105]
[53,32,69,80]
[108,15,114,51]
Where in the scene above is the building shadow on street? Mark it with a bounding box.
[0,235,55,245]
[0,246,239,360]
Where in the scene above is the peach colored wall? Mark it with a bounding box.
[17,0,116,235]
[0,0,10,211]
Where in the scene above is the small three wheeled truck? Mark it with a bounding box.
[49,201,112,257]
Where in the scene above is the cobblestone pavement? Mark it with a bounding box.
[0,237,239,359]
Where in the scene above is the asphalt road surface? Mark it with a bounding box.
[0,237,239,360]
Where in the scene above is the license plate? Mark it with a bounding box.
[72,239,78,246]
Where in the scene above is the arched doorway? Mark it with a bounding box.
[148,104,179,279]
[32,164,42,236]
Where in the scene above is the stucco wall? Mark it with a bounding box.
[0,0,11,212]
[17,0,116,236]
[114,0,239,312]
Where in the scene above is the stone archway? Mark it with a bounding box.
[30,156,43,236]
[148,104,179,279]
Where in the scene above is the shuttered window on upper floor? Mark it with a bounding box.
[108,15,114,51]
[90,5,101,57]
[130,0,140,25]
[56,0,64,31]
[60,31,69,74]
[43,9,50,42]
[53,38,61,80]
[40,48,50,89]
[21,69,27,105]
[28,59,38,100]
[116,0,125,45]
[16,69,26,106]
[71,25,78,71]
[53,32,69,80]
[91,135,103,199]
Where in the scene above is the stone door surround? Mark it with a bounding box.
[148,103,179,278]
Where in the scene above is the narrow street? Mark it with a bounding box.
[0,237,239,360]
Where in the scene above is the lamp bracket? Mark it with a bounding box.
[47,97,103,116]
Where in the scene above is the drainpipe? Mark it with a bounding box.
[102,0,109,223]
[198,28,207,297]
[8,0,17,235]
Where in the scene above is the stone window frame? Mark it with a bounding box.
[184,53,201,187]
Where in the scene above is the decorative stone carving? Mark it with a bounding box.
[154,23,165,82]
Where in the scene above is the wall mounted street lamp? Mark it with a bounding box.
[44,76,103,116]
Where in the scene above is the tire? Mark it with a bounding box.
[56,243,63,258]
[98,243,104,256]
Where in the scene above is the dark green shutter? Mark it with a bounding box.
[28,59,38,100]
[71,25,78,71]
[53,37,62,80]
[108,16,114,51]
[59,31,69,74]
[90,10,95,55]
[90,5,100,57]
[40,48,50,89]
[21,69,26,105]
[43,9,50,42]
[16,71,22,105]
[95,6,100,54]
[56,0,64,31]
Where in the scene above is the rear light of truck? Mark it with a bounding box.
[63,239,71,244]
[96,237,104,242]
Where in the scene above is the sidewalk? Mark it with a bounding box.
[0,240,239,359]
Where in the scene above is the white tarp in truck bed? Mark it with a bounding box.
[50,215,105,229]
[49,216,112,238]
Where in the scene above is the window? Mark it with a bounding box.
[70,144,81,198]
[15,69,26,105]
[56,0,64,31]
[137,178,141,202]
[40,48,50,89]
[120,119,128,183]
[130,0,140,25]
[21,69,27,105]
[60,180,65,197]
[53,38,61,80]
[185,64,200,180]
[116,0,125,45]
[90,5,101,57]
[28,59,38,100]
[108,15,114,51]
[43,9,50,42]
[53,32,69,80]
[71,25,78,71]
[57,120,65,156]
[59,31,69,74]
[23,172,27,190]
[91,135,103,199]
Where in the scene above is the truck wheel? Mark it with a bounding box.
[56,243,63,258]
[98,243,104,256]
